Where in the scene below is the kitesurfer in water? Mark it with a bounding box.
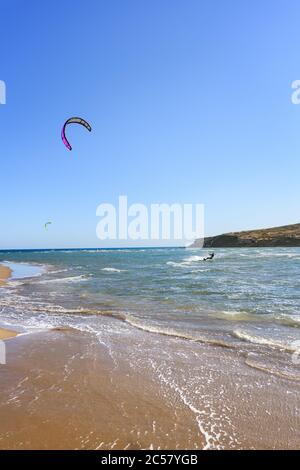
[203,252,214,261]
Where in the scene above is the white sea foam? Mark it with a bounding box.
[123,315,233,348]
[33,275,89,284]
[239,251,300,259]
[48,268,69,274]
[275,314,300,327]
[233,329,299,352]
[167,255,206,268]
[101,267,126,273]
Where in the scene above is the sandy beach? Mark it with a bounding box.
[3,0,300,456]
[0,250,299,449]
[0,329,204,450]
[0,264,11,287]
[0,326,299,450]
[0,328,17,340]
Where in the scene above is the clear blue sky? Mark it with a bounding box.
[1,0,300,248]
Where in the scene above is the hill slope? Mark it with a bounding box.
[191,223,300,248]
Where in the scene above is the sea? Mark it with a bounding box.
[0,247,299,449]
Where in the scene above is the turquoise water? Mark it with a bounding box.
[0,247,299,372]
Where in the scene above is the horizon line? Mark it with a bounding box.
[0,246,189,252]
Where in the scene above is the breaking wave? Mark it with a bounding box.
[233,329,299,352]
[101,267,126,273]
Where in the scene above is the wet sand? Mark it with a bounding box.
[0,327,299,450]
[0,266,16,340]
[0,329,204,449]
[0,264,11,287]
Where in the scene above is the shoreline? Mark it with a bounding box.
[0,250,299,449]
[0,327,298,449]
[0,265,17,340]
[0,330,206,450]
[0,264,12,287]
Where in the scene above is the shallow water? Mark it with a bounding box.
[0,247,299,350]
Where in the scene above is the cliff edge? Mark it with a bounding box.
[191,223,300,248]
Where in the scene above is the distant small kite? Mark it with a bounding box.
[61,117,92,151]
[44,221,52,231]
